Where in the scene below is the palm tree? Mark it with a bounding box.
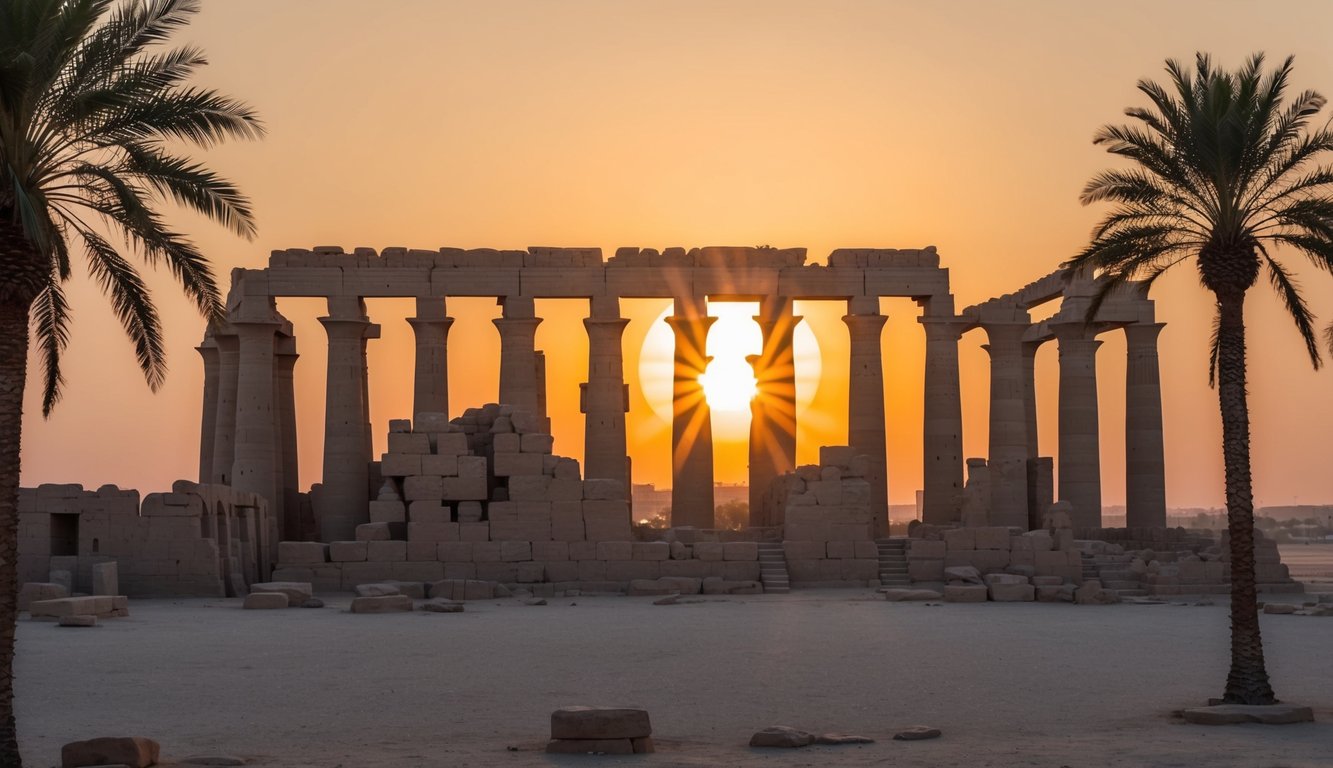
[1068,52,1333,706]
[0,0,261,761]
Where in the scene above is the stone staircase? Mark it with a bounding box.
[1084,552,1148,597]
[876,538,910,586]
[757,542,790,594]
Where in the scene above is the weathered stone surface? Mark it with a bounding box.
[300,598,325,608]
[30,596,98,618]
[1036,584,1075,603]
[893,726,942,740]
[943,566,983,584]
[816,733,875,745]
[61,736,160,767]
[943,585,988,603]
[420,598,465,613]
[551,706,652,740]
[57,615,97,627]
[988,583,1035,602]
[249,581,312,606]
[652,594,679,606]
[627,579,675,596]
[749,726,815,748]
[242,592,289,610]
[545,738,635,755]
[881,588,942,602]
[349,595,413,613]
[355,583,401,598]
[91,562,119,596]
[18,582,68,611]
[1263,603,1297,615]
[1181,704,1314,725]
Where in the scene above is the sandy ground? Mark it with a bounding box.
[15,589,1333,768]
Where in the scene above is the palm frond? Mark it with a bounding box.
[1256,244,1321,369]
[30,279,70,416]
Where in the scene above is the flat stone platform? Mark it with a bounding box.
[17,591,1332,766]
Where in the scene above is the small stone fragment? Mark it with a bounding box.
[816,733,875,745]
[749,726,815,748]
[893,726,942,740]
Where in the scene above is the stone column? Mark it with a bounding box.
[1022,339,1045,529]
[666,298,716,528]
[406,297,453,420]
[748,297,800,525]
[319,298,375,542]
[231,318,281,529]
[919,317,966,525]
[582,296,630,491]
[197,334,220,484]
[1053,323,1103,529]
[843,299,889,537]
[1125,322,1167,528]
[274,335,301,541]
[210,330,240,485]
[981,322,1031,528]
[493,296,543,416]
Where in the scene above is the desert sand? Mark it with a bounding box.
[16,589,1333,767]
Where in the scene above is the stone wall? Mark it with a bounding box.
[906,526,1084,584]
[17,481,271,597]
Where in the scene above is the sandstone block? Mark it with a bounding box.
[521,433,554,453]
[943,584,989,602]
[18,582,68,611]
[463,579,496,600]
[942,528,975,550]
[459,522,490,541]
[355,522,392,542]
[694,542,725,561]
[532,540,569,561]
[723,542,758,561]
[457,455,487,477]
[550,706,652,740]
[596,541,632,561]
[722,561,761,581]
[988,583,1035,602]
[408,501,451,524]
[583,478,625,500]
[277,542,327,565]
[628,579,676,596]
[243,592,290,609]
[349,595,413,613]
[493,432,521,453]
[607,560,659,581]
[438,541,473,562]
[407,540,437,561]
[368,500,406,523]
[388,432,430,454]
[354,583,401,597]
[330,541,368,562]
[909,560,944,581]
[408,522,459,542]
[433,432,470,456]
[750,726,814,748]
[367,540,407,562]
[472,542,502,562]
[61,736,159,768]
[441,476,487,500]
[1036,584,1075,602]
[633,542,669,561]
[494,452,544,477]
[500,541,532,562]
[380,453,422,477]
[943,565,983,584]
[974,527,1012,550]
[249,581,312,605]
[826,540,855,559]
[421,453,458,476]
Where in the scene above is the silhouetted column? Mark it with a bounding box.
[319,298,375,542]
[210,330,239,485]
[1125,322,1167,528]
[494,296,543,416]
[748,297,800,524]
[582,296,629,491]
[197,334,220,484]
[919,316,966,525]
[1022,341,1040,459]
[1053,323,1103,528]
[406,297,453,420]
[274,335,301,542]
[667,298,716,528]
[981,321,1031,528]
[231,317,281,525]
[843,299,888,537]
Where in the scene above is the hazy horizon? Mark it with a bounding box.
[17,0,1333,509]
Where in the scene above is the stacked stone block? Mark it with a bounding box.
[908,526,1084,585]
[767,447,880,586]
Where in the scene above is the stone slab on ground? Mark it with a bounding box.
[61,736,159,767]
[749,726,815,748]
[420,599,464,613]
[1181,704,1314,725]
[893,726,942,740]
[57,615,97,628]
[816,733,875,744]
[349,595,413,614]
[243,593,289,610]
[18,582,68,611]
[550,706,652,740]
[249,582,312,606]
[881,589,942,602]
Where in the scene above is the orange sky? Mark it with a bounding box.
[18,0,1333,508]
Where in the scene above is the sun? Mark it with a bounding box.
[638,302,821,440]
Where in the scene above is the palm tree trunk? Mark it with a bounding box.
[0,295,29,766]
[1215,289,1276,706]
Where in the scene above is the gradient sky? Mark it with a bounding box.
[18,0,1333,508]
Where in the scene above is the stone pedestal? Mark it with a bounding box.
[666,305,715,529]
[1053,324,1103,528]
[1125,322,1166,528]
[981,322,1030,529]
[843,307,888,536]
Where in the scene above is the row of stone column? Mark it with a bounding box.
[980,319,1166,529]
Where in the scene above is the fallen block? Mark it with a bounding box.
[749,726,814,748]
[18,582,68,611]
[243,593,289,610]
[61,736,159,768]
[551,706,652,740]
[248,581,312,606]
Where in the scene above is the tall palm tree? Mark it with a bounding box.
[1068,52,1333,706]
[0,0,261,761]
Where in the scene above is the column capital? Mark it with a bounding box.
[406,315,455,331]
[1124,321,1166,345]
[919,316,969,341]
[492,316,543,332]
[318,314,373,339]
[842,312,887,333]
